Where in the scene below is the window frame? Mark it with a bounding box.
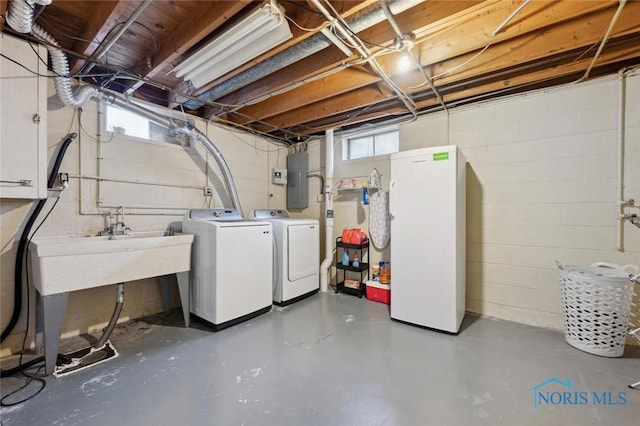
[341,126,399,161]
[101,100,196,150]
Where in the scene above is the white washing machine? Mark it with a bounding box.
[183,209,272,330]
[252,209,319,305]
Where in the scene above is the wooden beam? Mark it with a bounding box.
[146,0,251,81]
[263,85,394,129]
[287,35,640,136]
[408,0,617,61]
[191,0,377,95]
[424,1,640,85]
[213,0,484,107]
[423,37,640,109]
[232,1,640,128]
[235,65,380,125]
[0,1,7,22]
[69,0,129,75]
[288,107,409,137]
[264,32,640,136]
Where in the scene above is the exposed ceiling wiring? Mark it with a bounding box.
[430,44,492,82]
[491,0,532,37]
[317,0,417,119]
[574,0,628,84]
[378,0,444,111]
[284,13,326,33]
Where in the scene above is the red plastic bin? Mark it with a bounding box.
[366,281,390,304]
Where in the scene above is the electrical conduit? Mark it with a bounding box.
[617,69,625,251]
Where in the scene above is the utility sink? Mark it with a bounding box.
[28,231,194,375]
[29,231,193,295]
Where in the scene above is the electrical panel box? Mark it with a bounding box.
[272,168,287,185]
[287,152,308,210]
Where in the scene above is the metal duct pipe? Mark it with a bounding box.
[174,126,244,217]
[32,23,99,107]
[5,0,99,107]
[183,0,423,110]
[5,0,51,34]
[107,96,244,216]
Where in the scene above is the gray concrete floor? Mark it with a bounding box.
[1,292,639,425]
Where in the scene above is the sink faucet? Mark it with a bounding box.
[100,206,131,237]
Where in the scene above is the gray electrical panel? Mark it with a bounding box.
[287,152,308,210]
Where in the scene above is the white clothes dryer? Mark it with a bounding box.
[183,209,272,330]
[252,209,319,305]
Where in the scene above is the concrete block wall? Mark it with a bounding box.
[334,73,640,335]
[0,84,286,356]
[401,74,640,332]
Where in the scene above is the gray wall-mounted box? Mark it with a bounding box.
[287,152,308,210]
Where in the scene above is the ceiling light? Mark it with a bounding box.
[398,54,411,72]
[174,0,292,89]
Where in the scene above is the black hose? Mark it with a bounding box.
[0,354,71,378]
[0,133,77,343]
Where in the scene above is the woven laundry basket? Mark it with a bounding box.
[556,262,638,357]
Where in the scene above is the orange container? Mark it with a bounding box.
[379,267,391,284]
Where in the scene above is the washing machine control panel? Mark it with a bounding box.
[252,209,290,219]
[188,208,244,222]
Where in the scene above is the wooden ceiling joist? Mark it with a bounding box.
[234,0,640,132]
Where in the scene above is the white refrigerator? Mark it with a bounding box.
[389,146,466,333]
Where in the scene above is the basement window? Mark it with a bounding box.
[104,103,193,147]
[342,127,399,160]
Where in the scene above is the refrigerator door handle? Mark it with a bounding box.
[389,180,396,219]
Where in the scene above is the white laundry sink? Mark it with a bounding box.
[29,231,194,296]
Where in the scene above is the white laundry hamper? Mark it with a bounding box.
[556,261,638,357]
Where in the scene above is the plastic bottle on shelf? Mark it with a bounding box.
[352,252,360,268]
[371,263,380,281]
[362,186,369,205]
[342,248,349,266]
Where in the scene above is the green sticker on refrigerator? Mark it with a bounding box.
[433,152,449,161]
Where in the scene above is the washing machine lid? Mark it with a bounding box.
[288,223,319,281]
[187,208,244,222]
[252,209,290,219]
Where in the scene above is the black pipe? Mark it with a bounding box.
[0,132,77,344]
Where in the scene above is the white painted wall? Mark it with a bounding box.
[332,73,640,337]
[0,82,290,356]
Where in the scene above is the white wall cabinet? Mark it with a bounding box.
[0,33,48,199]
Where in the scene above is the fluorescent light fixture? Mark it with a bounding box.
[174,0,292,89]
[320,27,353,57]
